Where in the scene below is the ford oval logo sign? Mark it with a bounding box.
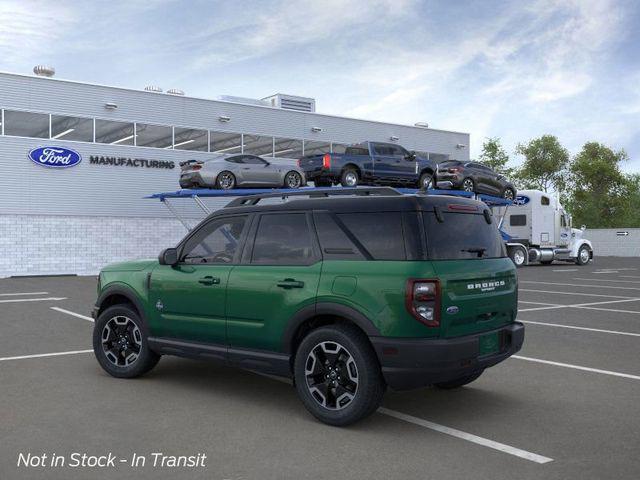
[514,195,530,206]
[446,306,459,315]
[28,146,82,168]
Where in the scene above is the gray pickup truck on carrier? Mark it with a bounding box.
[298,141,437,189]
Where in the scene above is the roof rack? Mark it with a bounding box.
[225,187,401,207]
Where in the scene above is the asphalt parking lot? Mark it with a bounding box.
[2,257,640,480]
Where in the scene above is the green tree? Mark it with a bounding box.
[567,142,638,228]
[515,135,569,192]
[478,137,514,177]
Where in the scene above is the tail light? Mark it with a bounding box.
[405,279,440,327]
[322,153,331,169]
[297,159,301,167]
[449,167,462,173]
[191,164,202,170]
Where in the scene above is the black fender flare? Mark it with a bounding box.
[95,284,147,321]
[281,302,380,354]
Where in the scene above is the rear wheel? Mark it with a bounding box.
[502,187,516,200]
[284,171,303,189]
[216,171,236,190]
[576,245,591,265]
[93,305,160,378]
[461,178,475,192]
[435,370,483,389]
[294,324,385,426]
[340,168,359,187]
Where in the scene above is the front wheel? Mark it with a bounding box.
[502,187,516,200]
[418,172,434,190]
[576,245,591,265]
[294,324,385,426]
[93,305,160,378]
[284,171,303,189]
[435,370,483,389]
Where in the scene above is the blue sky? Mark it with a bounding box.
[1,0,639,171]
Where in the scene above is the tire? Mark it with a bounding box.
[461,177,475,192]
[508,246,527,268]
[418,172,434,190]
[293,324,385,426]
[435,370,483,389]
[502,187,516,200]
[576,245,591,265]
[216,171,236,190]
[93,305,160,379]
[340,168,359,187]
[284,171,303,189]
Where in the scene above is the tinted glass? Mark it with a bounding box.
[438,160,462,168]
[244,135,273,156]
[430,153,450,163]
[182,216,247,264]
[337,213,405,260]
[95,119,134,145]
[136,123,172,148]
[423,212,505,260]
[252,214,314,265]
[373,144,393,155]
[243,155,267,165]
[313,212,365,260]
[173,127,208,151]
[510,215,527,226]
[274,138,303,158]
[541,196,550,206]
[51,115,93,142]
[345,147,370,156]
[4,110,49,138]
[225,156,243,164]
[210,131,242,154]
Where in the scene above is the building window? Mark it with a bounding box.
[243,134,274,156]
[4,110,49,138]
[429,153,450,163]
[95,119,135,145]
[51,115,93,142]
[210,131,242,154]
[274,137,303,159]
[331,143,348,154]
[303,140,330,156]
[135,123,172,149]
[173,127,208,151]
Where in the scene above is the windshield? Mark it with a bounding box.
[423,212,506,260]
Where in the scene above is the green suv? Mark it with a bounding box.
[92,188,524,426]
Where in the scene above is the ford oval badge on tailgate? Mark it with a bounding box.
[446,306,459,315]
[28,146,82,168]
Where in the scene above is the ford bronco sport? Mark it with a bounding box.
[92,188,524,426]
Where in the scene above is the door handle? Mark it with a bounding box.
[277,278,305,289]
[198,276,220,286]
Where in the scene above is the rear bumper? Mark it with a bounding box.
[370,322,525,390]
[303,167,337,181]
[179,172,206,188]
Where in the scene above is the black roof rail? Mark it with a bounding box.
[225,187,402,207]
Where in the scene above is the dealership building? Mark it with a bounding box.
[0,69,470,278]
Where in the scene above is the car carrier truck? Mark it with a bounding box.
[493,189,593,267]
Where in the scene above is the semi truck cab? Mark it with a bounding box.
[493,189,593,266]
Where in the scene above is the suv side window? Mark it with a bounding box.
[182,216,247,264]
[313,212,365,260]
[251,213,316,265]
[337,212,406,260]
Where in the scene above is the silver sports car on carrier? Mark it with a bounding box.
[179,154,307,190]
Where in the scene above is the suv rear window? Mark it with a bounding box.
[337,212,406,260]
[423,212,506,260]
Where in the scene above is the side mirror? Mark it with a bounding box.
[405,151,416,161]
[159,247,178,266]
[581,225,586,231]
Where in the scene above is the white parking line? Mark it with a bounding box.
[552,269,578,272]
[378,408,553,464]
[0,350,93,362]
[573,305,640,315]
[0,297,67,304]
[621,275,640,279]
[520,320,640,337]
[0,291,49,296]
[573,278,640,284]
[518,301,561,306]
[518,297,640,313]
[250,370,553,464]
[51,307,94,322]
[518,305,568,312]
[521,281,640,291]
[513,356,640,381]
[519,289,635,299]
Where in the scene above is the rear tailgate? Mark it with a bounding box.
[298,154,328,175]
[432,258,517,338]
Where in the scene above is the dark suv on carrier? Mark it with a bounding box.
[92,188,524,426]
[436,160,517,199]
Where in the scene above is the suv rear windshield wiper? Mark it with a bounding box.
[461,247,487,258]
